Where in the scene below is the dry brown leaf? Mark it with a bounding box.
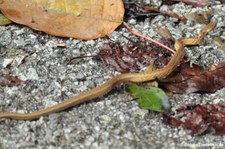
[0,0,124,40]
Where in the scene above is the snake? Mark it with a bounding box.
[0,22,216,120]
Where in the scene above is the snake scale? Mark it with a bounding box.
[0,22,216,120]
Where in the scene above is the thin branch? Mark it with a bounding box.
[123,22,176,54]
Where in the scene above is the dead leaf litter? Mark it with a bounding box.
[0,0,225,148]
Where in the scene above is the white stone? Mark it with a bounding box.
[2,58,13,67]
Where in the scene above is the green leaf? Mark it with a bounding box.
[128,83,170,112]
[0,13,12,26]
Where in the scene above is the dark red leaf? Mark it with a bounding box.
[163,103,225,136]
[0,74,23,87]
[98,40,174,73]
[159,62,225,93]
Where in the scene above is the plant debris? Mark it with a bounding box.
[163,103,225,136]
[161,0,215,8]
[0,74,23,87]
[140,5,187,23]
[125,4,186,22]
[159,62,225,93]
[213,37,225,50]
[185,10,213,24]
[99,39,174,73]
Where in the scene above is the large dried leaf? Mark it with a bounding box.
[0,0,124,39]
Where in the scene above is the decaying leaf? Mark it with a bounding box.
[99,40,173,73]
[0,0,124,39]
[159,62,225,93]
[0,74,23,87]
[128,83,170,112]
[163,103,225,136]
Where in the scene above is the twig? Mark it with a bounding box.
[123,22,176,54]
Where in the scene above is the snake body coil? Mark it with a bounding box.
[0,22,216,120]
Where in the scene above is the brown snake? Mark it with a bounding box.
[0,22,216,120]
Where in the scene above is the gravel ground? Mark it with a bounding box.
[0,1,225,149]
